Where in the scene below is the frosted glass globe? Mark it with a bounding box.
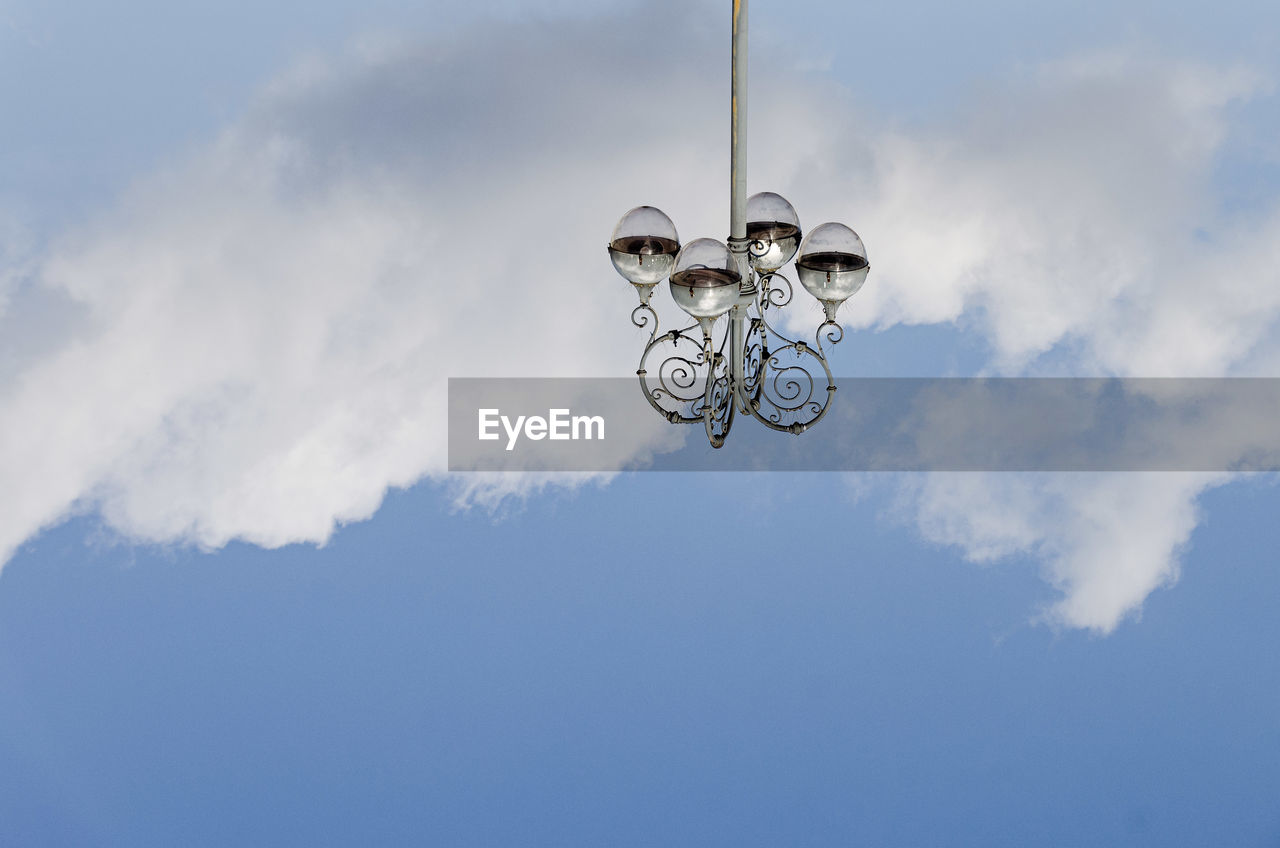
[745,191,801,273]
[669,238,741,319]
[608,206,680,285]
[795,222,869,306]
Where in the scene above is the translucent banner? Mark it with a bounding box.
[448,378,1280,472]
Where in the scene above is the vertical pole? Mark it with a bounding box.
[730,0,747,240]
[728,0,750,419]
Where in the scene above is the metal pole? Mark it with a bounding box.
[730,0,747,239]
[727,0,751,420]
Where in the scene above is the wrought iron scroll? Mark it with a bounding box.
[736,272,838,434]
[628,269,842,444]
[637,321,727,425]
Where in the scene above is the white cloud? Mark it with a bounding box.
[798,52,1278,632]
[778,51,1276,376]
[0,7,722,562]
[2,4,1278,632]
[899,472,1226,632]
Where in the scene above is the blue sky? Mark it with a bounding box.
[3,0,1280,843]
[3,477,1279,845]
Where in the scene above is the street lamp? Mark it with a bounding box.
[607,0,869,448]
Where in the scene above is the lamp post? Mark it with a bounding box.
[607,0,869,448]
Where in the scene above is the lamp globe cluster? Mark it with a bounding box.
[608,193,869,325]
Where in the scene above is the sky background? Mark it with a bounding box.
[2,0,1280,844]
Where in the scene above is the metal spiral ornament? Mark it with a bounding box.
[637,323,730,425]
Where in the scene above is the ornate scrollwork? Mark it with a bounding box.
[758,271,794,310]
[702,351,734,447]
[740,316,767,403]
[627,255,844,445]
[817,320,843,359]
[740,308,837,434]
[631,302,659,343]
[637,323,728,424]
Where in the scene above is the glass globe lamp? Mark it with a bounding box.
[795,222,869,320]
[668,238,741,331]
[745,191,801,272]
[608,206,680,303]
